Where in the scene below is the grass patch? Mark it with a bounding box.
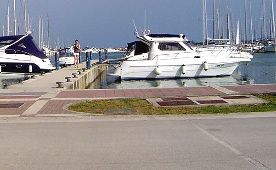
[68,94,276,115]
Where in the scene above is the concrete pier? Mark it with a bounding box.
[1,60,107,94]
[70,64,108,89]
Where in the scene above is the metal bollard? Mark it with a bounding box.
[86,52,91,69]
[55,52,60,70]
[72,73,78,78]
[40,71,45,76]
[3,83,8,89]
[56,82,63,88]
[65,77,71,82]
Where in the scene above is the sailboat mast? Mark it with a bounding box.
[39,16,41,49]
[271,0,275,42]
[7,3,10,36]
[23,0,27,32]
[213,0,215,39]
[41,17,44,49]
[13,0,17,35]
[262,0,267,40]
[203,0,207,45]
[217,0,223,39]
[47,14,50,48]
[227,9,231,42]
[236,20,240,45]
[250,0,253,43]
[244,0,247,43]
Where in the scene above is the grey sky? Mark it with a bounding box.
[0,0,275,48]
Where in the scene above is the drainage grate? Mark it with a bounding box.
[161,97,190,101]
[0,103,24,108]
[158,100,196,106]
[221,96,249,99]
[197,100,227,104]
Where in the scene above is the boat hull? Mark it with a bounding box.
[264,44,276,52]
[0,54,55,73]
[59,56,74,66]
[114,33,253,80]
[116,60,245,80]
[0,33,55,73]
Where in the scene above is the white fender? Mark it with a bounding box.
[154,67,162,75]
[29,64,33,73]
[182,65,186,74]
[203,61,208,71]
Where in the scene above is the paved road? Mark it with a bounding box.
[0,113,275,170]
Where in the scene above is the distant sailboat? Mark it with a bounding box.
[264,0,276,52]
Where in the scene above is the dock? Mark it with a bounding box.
[0,60,276,116]
[1,60,108,93]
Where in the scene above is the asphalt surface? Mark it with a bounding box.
[0,113,275,170]
[1,62,276,169]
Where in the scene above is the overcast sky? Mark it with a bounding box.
[0,0,275,48]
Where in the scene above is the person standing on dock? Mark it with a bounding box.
[73,40,81,68]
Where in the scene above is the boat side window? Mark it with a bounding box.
[158,43,186,51]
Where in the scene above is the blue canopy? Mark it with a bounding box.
[0,34,47,59]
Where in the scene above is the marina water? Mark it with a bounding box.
[1,52,275,89]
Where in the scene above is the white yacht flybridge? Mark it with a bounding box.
[113,33,253,80]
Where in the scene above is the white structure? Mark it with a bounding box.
[113,34,253,80]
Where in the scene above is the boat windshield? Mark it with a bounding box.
[158,43,186,51]
[0,39,16,48]
[126,41,149,56]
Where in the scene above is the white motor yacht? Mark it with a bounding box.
[112,33,253,80]
[58,47,74,67]
[0,31,55,73]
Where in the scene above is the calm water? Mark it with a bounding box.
[96,52,276,89]
[1,52,275,89]
[0,73,31,89]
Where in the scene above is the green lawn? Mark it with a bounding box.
[68,94,276,115]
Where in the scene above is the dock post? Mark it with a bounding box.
[99,51,102,63]
[86,52,91,69]
[55,52,60,70]
[79,52,81,63]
